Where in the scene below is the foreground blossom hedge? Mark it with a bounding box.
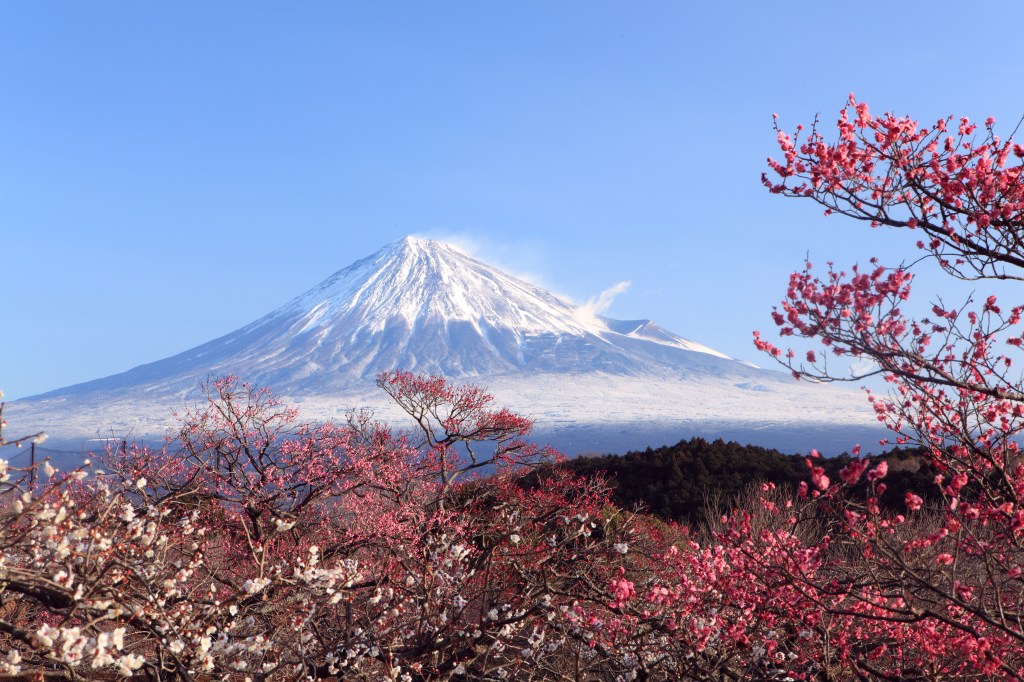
[2,97,1024,680]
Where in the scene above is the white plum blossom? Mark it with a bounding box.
[1,649,22,675]
[273,517,296,532]
[116,653,145,676]
[242,577,271,595]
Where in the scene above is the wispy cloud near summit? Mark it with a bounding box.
[573,281,631,326]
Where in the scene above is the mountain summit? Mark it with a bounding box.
[14,237,882,454]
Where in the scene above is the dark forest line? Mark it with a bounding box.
[524,437,939,526]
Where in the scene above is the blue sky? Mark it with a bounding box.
[3,1,1023,399]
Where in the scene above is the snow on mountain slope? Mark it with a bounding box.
[8,236,883,454]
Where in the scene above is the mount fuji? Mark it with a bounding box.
[9,237,884,456]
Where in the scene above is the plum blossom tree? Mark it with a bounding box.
[0,375,657,681]
[756,95,1024,677]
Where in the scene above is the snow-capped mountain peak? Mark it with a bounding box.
[28,236,746,398]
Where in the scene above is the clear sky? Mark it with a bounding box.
[3,1,1023,399]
